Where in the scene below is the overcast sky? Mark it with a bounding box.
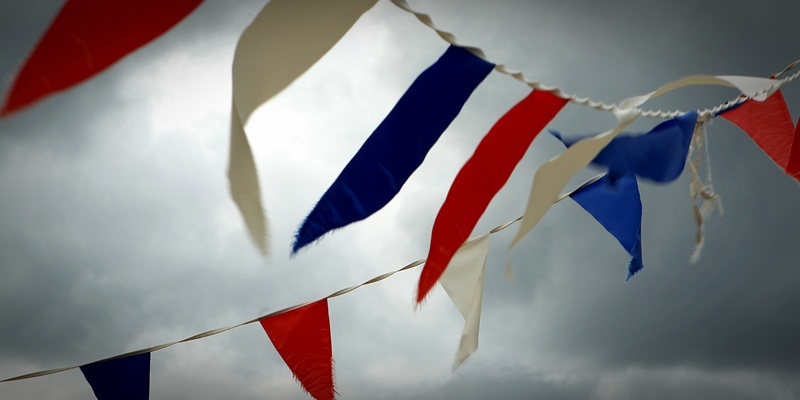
[1,1,800,399]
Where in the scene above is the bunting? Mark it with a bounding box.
[417,89,567,302]
[439,234,491,370]
[230,0,379,254]
[79,353,151,400]
[0,0,202,116]
[260,300,335,400]
[720,89,800,181]
[509,75,780,252]
[2,1,800,398]
[293,45,495,253]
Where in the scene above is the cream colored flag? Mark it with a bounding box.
[440,233,491,370]
[230,0,378,254]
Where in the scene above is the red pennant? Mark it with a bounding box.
[720,90,800,181]
[1,0,202,116]
[260,300,335,400]
[417,90,568,302]
[786,116,800,180]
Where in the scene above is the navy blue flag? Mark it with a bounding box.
[293,45,494,253]
[571,174,643,280]
[80,353,151,400]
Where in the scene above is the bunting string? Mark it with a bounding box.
[0,174,603,383]
[389,0,800,119]
[774,59,800,79]
[688,119,724,263]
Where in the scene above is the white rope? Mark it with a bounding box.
[0,174,601,383]
[389,0,800,119]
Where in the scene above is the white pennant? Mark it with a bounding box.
[439,233,491,370]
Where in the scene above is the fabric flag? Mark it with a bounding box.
[416,89,567,302]
[80,353,151,400]
[230,0,378,254]
[570,174,643,279]
[551,111,699,182]
[293,45,495,253]
[720,90,800,181]
[439,233,491,370]
[260,299,334,400]
[0,0,202,116]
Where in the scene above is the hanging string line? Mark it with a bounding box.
[388,0,800,119]
[0,172,605,383]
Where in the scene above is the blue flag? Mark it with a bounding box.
[80,353,150,400]
[552,111,698,182]
[293,45,494,253]
[571,174,643,280]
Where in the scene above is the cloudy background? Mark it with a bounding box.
[1,0,800,399]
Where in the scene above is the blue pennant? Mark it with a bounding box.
[80,353,151,400]
[571,174,643,280]
[552,111,698,183]
[293,45,494,253]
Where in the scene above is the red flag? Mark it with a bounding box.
[786,117,800,180]
[417,90,568,302]
[1,0,202,116]
[260,300,335,400]
[720,90,800,181]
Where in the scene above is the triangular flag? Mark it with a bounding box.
[551,111,698,183]
[570,174,643,280]
[230,0,378,254]
[720,90,800,181]
[80,353,151,400]
[293,45,495,253]
[439,234,491,370]
[1,0,202,116]
[260,300,334,400]
[417,89,567,302]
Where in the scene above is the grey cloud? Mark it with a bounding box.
[2,0,800,399]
